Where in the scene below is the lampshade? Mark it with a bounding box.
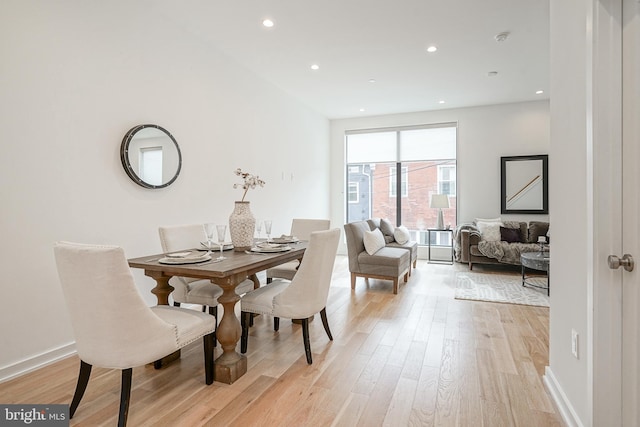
[430,194,450,209]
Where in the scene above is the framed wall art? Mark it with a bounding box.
[501,154,548,214]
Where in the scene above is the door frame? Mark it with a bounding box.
[621,0,640,424]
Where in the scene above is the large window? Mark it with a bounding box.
[345,123,457,245]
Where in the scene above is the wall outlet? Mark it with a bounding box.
[571,329,579,359]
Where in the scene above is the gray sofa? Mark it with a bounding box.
[344,220,413,294]
[456,220,549,270]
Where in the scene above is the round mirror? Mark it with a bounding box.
[120,124,182,189]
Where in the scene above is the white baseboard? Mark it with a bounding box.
[543,366,584,427]
[0,343,76,384]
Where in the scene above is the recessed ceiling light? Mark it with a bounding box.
[439,100,445,104]
[536,90,544,94]
[368,79,376,83]
[360,108,366,112]
[310,64,319,70]
[426,46,438,53]
[262,19,274,28]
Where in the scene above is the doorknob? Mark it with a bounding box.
[608,254,635,272]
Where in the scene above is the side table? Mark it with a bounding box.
[427,228,454,264]
[521,251,550,296]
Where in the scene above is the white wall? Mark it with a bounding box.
[330,100,550,254]
[0,1,330,379]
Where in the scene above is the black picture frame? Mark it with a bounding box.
[501,154,548,214]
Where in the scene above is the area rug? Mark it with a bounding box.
[455,272,549,307]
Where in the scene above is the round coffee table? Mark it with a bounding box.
[521,251,550,296]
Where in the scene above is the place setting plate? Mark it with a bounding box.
[159,251,213,265]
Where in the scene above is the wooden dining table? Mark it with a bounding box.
[128,242,307,384]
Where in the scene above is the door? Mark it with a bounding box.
[622,0,640,424]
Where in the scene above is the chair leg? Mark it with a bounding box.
[118,368,132,427]
[203,333,214,385]
[393,278,398,295]
[70,360,92,418]
[351,273,356,290]
[241,311,250,353]
[208,306,218,347]
[274,317,280,331]
[320,308,333,340]
[301,318,313,364]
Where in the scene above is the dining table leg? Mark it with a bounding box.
[211,275,248,384]
[145,271,174,306]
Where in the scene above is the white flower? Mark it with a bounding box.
[233,168,266,201]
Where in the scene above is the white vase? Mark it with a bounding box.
[229,201,255,251]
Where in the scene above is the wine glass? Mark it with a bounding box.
[216,225,227,260]
[264,220,272,243]
[255,219,262,241]
[204,223,216,253]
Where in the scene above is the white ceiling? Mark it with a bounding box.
[149,0,549,120]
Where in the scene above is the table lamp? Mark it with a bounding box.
[430,194,449,229]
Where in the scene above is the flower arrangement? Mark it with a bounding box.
[233,168,266,202]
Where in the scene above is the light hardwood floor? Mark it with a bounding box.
[0,257,564,426]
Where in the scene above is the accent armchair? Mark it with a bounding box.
[343,221,410,294]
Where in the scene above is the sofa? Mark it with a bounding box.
[455,219,549,270]
[344,219,417,294]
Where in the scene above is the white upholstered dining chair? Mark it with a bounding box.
[265,218,330,283]
[158,223,255,316]
[53,241,216,427]
[240,228,340,364]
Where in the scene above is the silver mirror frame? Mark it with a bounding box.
[120,124,182,189]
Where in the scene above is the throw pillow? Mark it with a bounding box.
[528,221,550,243]
[500,226,522,243]
[476,221,503,242]
[393,226,410,244]
[380,218,396,243]
[363,228,386,255]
